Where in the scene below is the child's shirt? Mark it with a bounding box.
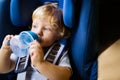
[10,45,71,80]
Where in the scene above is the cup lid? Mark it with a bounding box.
[19,31,40,47]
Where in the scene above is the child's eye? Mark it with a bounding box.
[44,27,50,31]
[32,25,37,28]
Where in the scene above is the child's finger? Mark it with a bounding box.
[3,35,13,46]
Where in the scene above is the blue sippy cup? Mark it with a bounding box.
[10,31,40,73]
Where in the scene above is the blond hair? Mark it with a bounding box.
[32,3,71,38]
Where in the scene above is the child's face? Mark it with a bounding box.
[31,17,60,47]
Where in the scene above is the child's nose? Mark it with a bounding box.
[36,28,43,36]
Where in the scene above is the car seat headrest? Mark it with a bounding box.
[63,0,74,28]
[10,0,64,28]
[10,0,41,27]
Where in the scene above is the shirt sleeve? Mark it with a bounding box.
[58,50,71,68]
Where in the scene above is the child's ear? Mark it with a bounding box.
[57,32,64,40]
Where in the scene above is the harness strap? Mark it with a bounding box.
[44,42,66,64]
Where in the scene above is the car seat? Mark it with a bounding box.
[10,0,99,80]
[63,0,99,80]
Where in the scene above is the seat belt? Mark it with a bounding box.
[17,39,67,80]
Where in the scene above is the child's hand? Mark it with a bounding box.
[0,35,15,73]
[0,35,13,55]
[29,40,44,67]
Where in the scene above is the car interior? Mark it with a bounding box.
[0,0,120,80]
